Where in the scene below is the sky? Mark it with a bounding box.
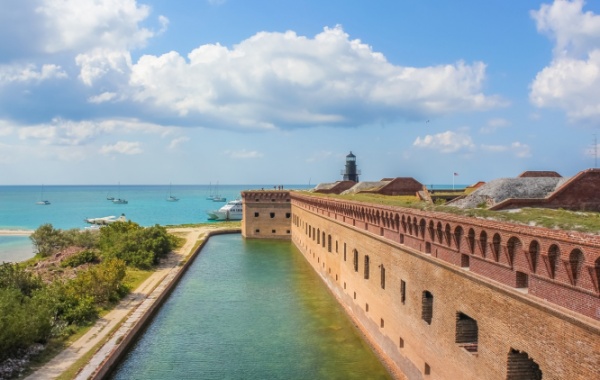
[2,0,600,186]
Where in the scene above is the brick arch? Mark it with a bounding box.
[394,213,400,231]
[479,231,488,258]
[444,224,452,246]
[528,240,540,273]
[436,222,443,243]
[595,257,600,293]
[568,249,585,286]
[492,233,502,262]
[428,220,435,241]
[467,228,475,254]
[412,217,419,237]
[547,244,560,279]
[401,215,407,232]
[419,219,426,239]
[506,236,522,268]
[454,226,464,251]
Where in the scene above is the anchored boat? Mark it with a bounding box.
[206,199,242,220]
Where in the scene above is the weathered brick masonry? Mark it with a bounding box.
[242,191,600,379]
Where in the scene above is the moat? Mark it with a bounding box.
[109,234,391,379]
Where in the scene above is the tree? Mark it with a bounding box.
[30,224,67,257]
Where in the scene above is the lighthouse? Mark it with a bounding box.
[342,151,360,182]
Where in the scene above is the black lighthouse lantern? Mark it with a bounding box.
[342,151,360,182]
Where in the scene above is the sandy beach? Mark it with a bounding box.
[0,229,34,236]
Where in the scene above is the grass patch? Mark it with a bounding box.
[306,192,600,234]
[124,268,153,292]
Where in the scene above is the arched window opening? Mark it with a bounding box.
[421,291,433,325]
[380,265,385,289]
[454,226,464,251]
[428,221,435,240]
[444,224,452,246]
[506,237,521,267]
[407,221,413,236]
[467,229,475,254]
[506,349,542,380]
[328,235,332,253]
[479,231,488,258]
[455,312,478,353]
[595,257,600,293]
[401,216,407,232]
[492,233,501,262]
[364,255,370,280]
[548,244,560,279]
[353,249,359,272]
[419,219,426,238]
[317,229,320,244]
[413,218,419,237]
[569,249,585,285]
[322,232,326,248]
[436,222,443,243]
[528,241,540,273]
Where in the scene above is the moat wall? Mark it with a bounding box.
[242,191,600,379]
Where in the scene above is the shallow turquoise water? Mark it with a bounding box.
[110,234,391,380]
[0,184,309,262]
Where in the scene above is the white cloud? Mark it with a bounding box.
[413,131,475,153]
[127,26,503,130]
[168,136,190,149]
[14,118,172,146]
[224,149,264,159]
[0,63,66,85]
[76,49,132,86]
[480,118,510,133]
[481,141,531,158]
[511,141,532,158]
[530,0,600,123]
[35,0,155,53]
[100,141,142,155]
[88,92,118,104]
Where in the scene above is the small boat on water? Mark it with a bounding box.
[207,199,242,220]
[36,185,50,205]
[84,213,127,225]
[112,182,127,204]
[166,183,179,202]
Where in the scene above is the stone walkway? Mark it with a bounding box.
[25,226,222,380]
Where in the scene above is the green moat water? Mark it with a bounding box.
[110,234,391,379]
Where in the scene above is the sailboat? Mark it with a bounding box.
[36,185,51,205]
[112,182,128,204]
[206,182,215,200]
[166,183,179,202]
[212,182,226,202]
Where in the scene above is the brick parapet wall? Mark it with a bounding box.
[291,193,600,320]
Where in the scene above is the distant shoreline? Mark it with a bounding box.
[0,229,34,236]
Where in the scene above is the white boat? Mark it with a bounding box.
[36,185,50,205]
[206,199,242,220]
[112,182,127,204]
[167,183,179,201]
[84,213,127,225]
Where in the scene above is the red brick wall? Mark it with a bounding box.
[292,193,600,320]
[290,200,600,379]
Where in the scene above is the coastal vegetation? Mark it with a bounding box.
[0,222,182,378]
[309,192,600,234]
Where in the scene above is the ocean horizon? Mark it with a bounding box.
[0,184,311,262]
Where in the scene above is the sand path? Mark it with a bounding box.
[25,226,222,380]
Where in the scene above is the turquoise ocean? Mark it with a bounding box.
[0,184,310,262]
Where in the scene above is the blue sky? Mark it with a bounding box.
[1,0,600,186]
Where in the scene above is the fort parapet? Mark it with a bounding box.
[242,190,600,379]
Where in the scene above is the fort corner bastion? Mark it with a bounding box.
[240,190,600,380]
